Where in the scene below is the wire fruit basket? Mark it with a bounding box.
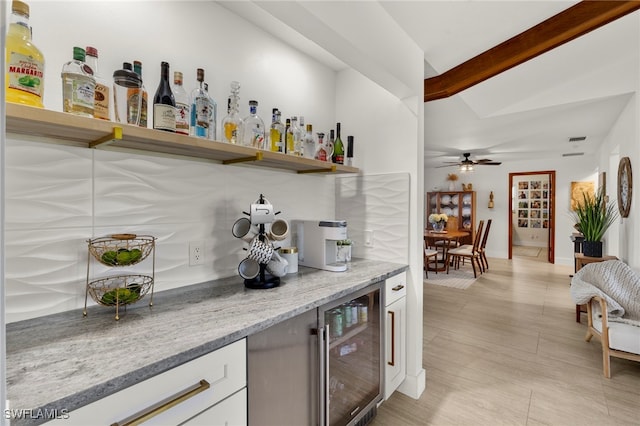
[84,234,156,320]
[88,234,155,266]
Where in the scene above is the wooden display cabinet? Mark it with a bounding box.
[426,191,476,245]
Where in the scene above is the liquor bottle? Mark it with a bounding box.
[190,68,210,138]
[347,135,354,166]
[303,124,316,159]
[221,81,242,144]
[204,82,217,140]
[152,61,176,132]
[240,100,265,149]
[84,46,110,120]
[315,132,327,162]
[173,71,190,135]
[61,47,95,117]
[326,129,335,160]
[269,109,284,152]
[6,0,45,107]
[114,62,142,125]
[285,118,293,154]
[290,116,303,156]
[332,122,345,164]
[132,61,148,127]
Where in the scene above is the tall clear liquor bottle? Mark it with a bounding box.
[285,118,293,154]
[61,46,95,117]
[325,129,335,160]
[269,108,284,152]
[240,100,265,149]
[84,46,110,120]
[152,61,176,132]
[6,0,45,107]
[332,122,345,164]
[290,116,303,156]
[303,124,316,159]
[173,71,190,135]
[132,61,148,127]
[190,68,211,138]
[204,82,217,140]
[221,81,242,144]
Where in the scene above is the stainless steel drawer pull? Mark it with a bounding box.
[388,311,396,366]
[392,284,404,291]
[111,379,211,426]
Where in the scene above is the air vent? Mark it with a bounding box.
[562,152,584,157]
[569,136,587,142]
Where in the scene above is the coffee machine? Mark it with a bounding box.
[296,220,348,272]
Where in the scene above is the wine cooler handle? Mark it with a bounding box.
[324,324,331,426]
[388,311,395,366]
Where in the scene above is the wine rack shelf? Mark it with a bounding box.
[5,103,360,175]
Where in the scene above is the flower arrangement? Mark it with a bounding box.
[428,213,448,224]
[446,173,459,182]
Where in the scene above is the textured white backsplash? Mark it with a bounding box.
[336,173,410,263]
[5,138,335,322]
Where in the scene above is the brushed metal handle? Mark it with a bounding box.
[324,324,330,426]
[392,284,405,291]
[388,310,396,366]
[111,379,210,426]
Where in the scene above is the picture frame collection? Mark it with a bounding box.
[517,180,549,229]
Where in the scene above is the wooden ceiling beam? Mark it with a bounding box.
[424,1,640,102]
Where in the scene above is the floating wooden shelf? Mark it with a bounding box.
[5,103,360,175]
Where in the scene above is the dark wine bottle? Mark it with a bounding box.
[153,61,176,132]
[332,122,344,164]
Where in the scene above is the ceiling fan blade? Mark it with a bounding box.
[479,162,502,165]
[475,159,495,163]
[434,164,460,168]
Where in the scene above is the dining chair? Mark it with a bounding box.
[424,237,439,277]
[478,219,492,272]
[434,216,460,251]
[446,220,484,278]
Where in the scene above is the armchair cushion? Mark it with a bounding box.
[591,315,640,354]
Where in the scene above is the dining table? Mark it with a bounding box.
[424,229,471,271]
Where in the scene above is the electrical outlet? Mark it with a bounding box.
[189,241,204,266]
[364,230,374,247]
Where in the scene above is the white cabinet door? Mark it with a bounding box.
[181,388,247,426]
[384,271,407,399]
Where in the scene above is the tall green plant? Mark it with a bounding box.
[572,187,618,242]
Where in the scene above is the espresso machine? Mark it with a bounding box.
[296,220,348,272]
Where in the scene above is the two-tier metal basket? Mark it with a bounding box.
[84,234,156,320]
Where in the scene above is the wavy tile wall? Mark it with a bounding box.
[5,138,335,323]
[336,173,410,264]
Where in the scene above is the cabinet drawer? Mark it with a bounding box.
[45,339,246,425]
[182,388,247,426]
[385,272,407,305]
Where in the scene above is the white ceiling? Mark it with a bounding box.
[220,1,638,168]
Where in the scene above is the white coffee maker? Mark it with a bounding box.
[296,220,348,272]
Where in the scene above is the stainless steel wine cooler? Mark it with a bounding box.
[248,282,383,426]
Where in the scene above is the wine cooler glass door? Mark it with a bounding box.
[322,285,381,426]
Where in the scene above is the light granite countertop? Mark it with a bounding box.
[6,258,407,425]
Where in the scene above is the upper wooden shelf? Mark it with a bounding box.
[5,103,360,175]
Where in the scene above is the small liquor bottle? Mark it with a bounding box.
[152,61,176,132]
[285,118,294,154]
[332,122,344,164]
[346,135,354,166]
[61,46,95,117]
[84,46,109,120]
[325,129,335,160]
[173,71,190,135]
[240,100,265,149]
[269,108,284,152]
[221,81,242,144]
[132,61,148,127]
[290,116,303,156]
[315,132,327,162]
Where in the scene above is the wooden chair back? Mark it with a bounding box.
[446,216,458,231]
[480,219,492,250]
[472,220,485,252]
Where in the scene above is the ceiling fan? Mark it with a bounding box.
[437,153,502,171]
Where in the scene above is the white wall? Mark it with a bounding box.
[424,155,598,266]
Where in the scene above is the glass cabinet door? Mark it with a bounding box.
[322,287,381,426]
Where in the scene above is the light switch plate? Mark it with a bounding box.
[364,230,374,247]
